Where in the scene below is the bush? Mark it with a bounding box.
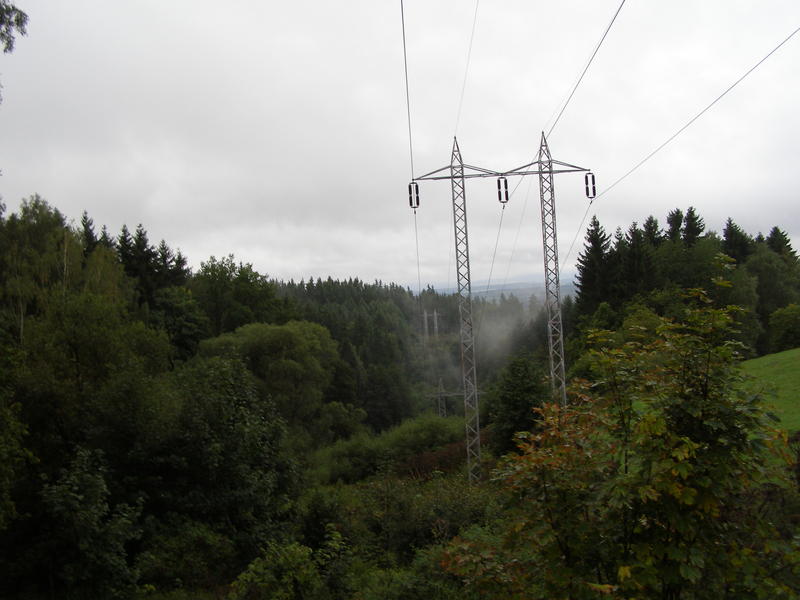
[769,303,800,352]
[311,415,464,484]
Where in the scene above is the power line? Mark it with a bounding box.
[597,24,800,201]
[483,205,506,296]
[495,1,626,283]
[476,204,506,341]
[454,0,480,136]
[546,0,627,138]
[413,210,422,297]
[400,0,415,179]
[559,23,800,270]
[561,200,594,270]
[501,176,534,291]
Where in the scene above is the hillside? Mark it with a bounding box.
[742,347,800,432]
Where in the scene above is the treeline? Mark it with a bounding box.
[572,206,799,355]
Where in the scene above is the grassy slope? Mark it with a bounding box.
[742,347,800,432]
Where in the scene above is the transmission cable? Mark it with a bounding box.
[559,23,800,271]
[546,0,627,138]
[596,23,800,202]
[476,204,506,341]
[492,0,626,288]
[454,0,481,136]
[401,0,425,311]
[400,0,416,180]
[483,205,506,295]
[501,175,535,290]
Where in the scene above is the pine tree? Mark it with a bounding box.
[116,225,133,267]
[575,216,611,316]
[642,215,663,247]
[80,211,98,258]
[721,218,754,264]
[621,222,657,297]
[666,208,683,243]
[682,206,705,246]
[765,226,797,263]
[98,225,114,249]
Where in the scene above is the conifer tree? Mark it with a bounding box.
[98,225,114,249]
[721,218,754,264]
[682,206,705,246]
[766,226,797,263]
[575,216,611,316]
[80,211,98,258]
[621,222,657,297]
[666,208,683,243]
[642,215,663,247]
[116,225,133,267]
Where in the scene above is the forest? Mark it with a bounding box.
[1,195,799,599]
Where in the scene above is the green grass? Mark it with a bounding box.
[742,347,800,432]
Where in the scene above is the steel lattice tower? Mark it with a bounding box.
[412,135,589,481]
[537,133,567,405]
[450,138,481,483]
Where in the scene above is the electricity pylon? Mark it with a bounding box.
[413,133,588,481]
[537,133,567,405]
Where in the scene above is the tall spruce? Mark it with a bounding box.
[621,222,656,298]
[575,216,611,316]
[80,211,98,258]
[666,208,683,243]
[766,226,798,263]
[721,218,754,264]
[682,206,705,246]
[642,215,663,247]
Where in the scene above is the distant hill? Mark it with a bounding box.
[430,280,577,314]
[742,347,800,432]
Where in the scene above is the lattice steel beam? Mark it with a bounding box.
[538,132,567,405]
[450,137,481,483]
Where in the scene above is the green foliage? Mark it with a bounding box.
[311,415,464,484]
[136,517,236,591]
[485,352,549,455]
[200,320,347,448]
[191,255,290,336]
[349,544,471,600]
[746,244,800,321]
[722,218,755,264]
[443,294,800,598]
[0,199,456,597]
[0,399,26,530]
[769,303,800,353]
[153,356,296,544]
[575,216,612,315]
[228,541,323,600]
[681,206,705,246]
[0,1,27,54]
[572,209,800,361]
[40,447,141,599]
[666,208,683,243]
[280,278,419,429]
[300,471,498,572]
[766,226,798,263]
[227,525,351,600]
[150,286,210,361]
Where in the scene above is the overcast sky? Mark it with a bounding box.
[1,1,798,290]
